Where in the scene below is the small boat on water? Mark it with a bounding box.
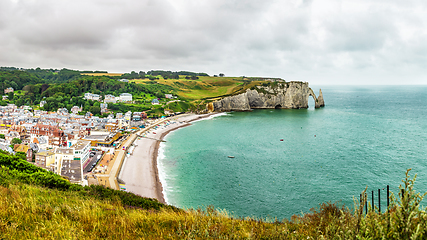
[228,156,235,158]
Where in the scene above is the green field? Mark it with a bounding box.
[131,76,251,100]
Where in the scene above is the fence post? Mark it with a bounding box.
[387,185,389,210]
[378,188,381,213]
[372,190,374,212]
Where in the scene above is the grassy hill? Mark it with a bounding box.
[1,151,427,238]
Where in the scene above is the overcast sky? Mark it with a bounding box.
[1,0,426,85]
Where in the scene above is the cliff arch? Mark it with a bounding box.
[308,88,325,108]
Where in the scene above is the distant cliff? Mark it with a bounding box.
[207,81,324,112]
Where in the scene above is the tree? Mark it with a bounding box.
[11,138,22,145]
[219,73,225,77]
[0,134,4,139]
[89,106,101,115]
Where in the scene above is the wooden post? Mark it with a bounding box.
[372,190,374,212]
[378,188,381,213]
[387,185,390,209]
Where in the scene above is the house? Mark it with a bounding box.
[0,142,13,154]
[124,111,132,121]
[4,87,14,94]
[32,136,49,151]
[71,106,82,114]
[100,103,108,113]
[84,93,101,101]
[13,144,33,162]
[29,124,66,147]
[5,131,20,142]
[35,150,55,169]
[104,94,116,103]
[165,94,174,99]
[151,99,160,105]
[40,101,47,108]
[2,96,7,100]
[119,79,129,83]
[119,93,132,102]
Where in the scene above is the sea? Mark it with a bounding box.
[157,85,427,220]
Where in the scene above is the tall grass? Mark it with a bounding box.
[2,152,427,239]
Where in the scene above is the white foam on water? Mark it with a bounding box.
[192,112,228,123]
[157,142,170,204]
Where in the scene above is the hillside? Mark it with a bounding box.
[1,151,427,238]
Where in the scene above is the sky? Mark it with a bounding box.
[0,0,426,85]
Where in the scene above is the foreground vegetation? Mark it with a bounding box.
[1,150,427,239]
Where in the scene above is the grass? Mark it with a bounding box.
[131,76,247,100]
[82,73,123,77]
[0,178,290,239]
[2,153,427,239]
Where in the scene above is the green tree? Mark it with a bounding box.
[11,138,22,145]
[0,134,4,139]
[89,106,101,115]
[7,92,14,101]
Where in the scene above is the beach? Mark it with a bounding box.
[119,113,215,204]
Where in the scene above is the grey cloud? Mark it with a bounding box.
[1,0,427,84]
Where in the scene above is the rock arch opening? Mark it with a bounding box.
[275,104,282,109]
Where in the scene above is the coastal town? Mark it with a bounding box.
[0,86,181,191]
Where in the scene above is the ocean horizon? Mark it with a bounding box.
[158,85,427,220]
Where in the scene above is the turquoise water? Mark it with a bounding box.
[158,86,427,220]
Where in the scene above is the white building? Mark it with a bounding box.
[4,87,14,94]
[84,93,101,101]
[104,94,116,103]
[119,93,132,102]
[124,111,132,121]
[40,101,47,108]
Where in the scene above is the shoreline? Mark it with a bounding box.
[120,113,219,205]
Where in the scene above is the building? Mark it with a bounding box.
[151,99,160,105]
[71,106,82,114]
[13,144,33,162]
[35,150,55,169]
[4,87,14,94]
[119,79,129,83]
[32,136,49,151]
[104,94,116,103]
[165,94,174,99]
[40,101,47,108]
[84,93,101,101]
[71,140,91,165]
[29,124,66,147]
[82,132,122,147]
[100,103,108,113]
[119,93,132,102]
[124,111,132,121]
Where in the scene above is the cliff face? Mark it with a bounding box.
[207,81,325,112]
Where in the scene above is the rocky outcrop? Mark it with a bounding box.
[207,81,325,112]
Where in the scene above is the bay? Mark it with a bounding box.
[158,85,427,220]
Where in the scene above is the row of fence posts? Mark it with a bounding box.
[359,185,391,214]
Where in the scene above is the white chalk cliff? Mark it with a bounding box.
[207,81,324,112]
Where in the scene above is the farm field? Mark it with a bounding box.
[82,73,123,77]
[132,76,247,100]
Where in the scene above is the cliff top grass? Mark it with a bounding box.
[2,150,427,238]
[130,76,289,101]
